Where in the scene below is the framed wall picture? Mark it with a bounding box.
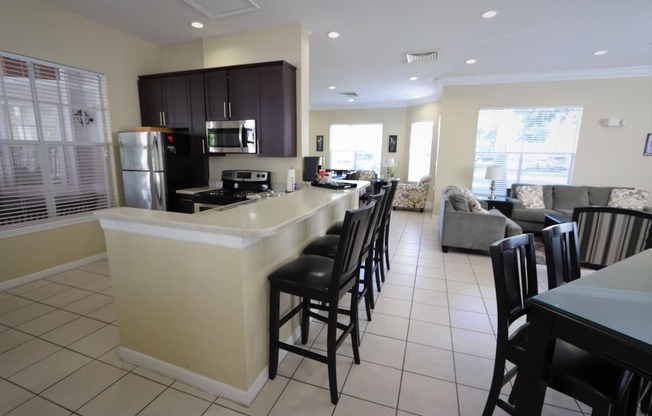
[388,135,397,153]
[316,135,324,152]
[645,133,652,156]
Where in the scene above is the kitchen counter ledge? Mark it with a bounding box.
[95,181,368,248]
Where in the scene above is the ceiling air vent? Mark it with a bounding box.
[338,92,358,97]
[406,51,438,63]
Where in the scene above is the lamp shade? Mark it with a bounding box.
[485,165,503,180]
[383,158,395,167]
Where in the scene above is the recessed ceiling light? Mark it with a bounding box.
[465,59,477,64]
[409,76,418,81]
[327,31,340,39]
[328,85,336,90]
[348,98,355,102]
[593,50,608,56]
[190,21,204,29]
[481,10,498,19]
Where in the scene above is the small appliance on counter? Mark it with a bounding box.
[118,130,205,212]
[192,169,276,212]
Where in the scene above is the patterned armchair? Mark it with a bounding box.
[392,175,432,212]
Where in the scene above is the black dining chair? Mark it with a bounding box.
[267,201,375,405]
[483,233,633,416]
[302,190,386,322]
[542,221,581,290]
[572,206,652,270]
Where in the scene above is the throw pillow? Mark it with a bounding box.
[460,188,489,214]
[448,190,470,212]
[607,188,649,211]
[515,185,545,209]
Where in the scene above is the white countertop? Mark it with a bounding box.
[95,181,369,245]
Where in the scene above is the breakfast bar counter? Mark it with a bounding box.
[94,182,367,405]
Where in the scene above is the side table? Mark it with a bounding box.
[480,196,514,218]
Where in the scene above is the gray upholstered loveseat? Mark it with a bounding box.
[507,184,651,232]
[438,185,522,253]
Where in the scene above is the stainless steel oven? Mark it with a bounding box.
[206,119,256,154]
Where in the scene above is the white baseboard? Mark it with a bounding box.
[118,326,301,407]
[0,252,107,292]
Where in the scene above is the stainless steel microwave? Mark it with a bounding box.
[206,119,256,154]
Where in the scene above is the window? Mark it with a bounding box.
[329,123,382,173]
[472,106,582,197]
[0,52,115,234]
[407,121,433,182]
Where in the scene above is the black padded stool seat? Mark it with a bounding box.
[303,235,339,258]
[268,202,375,405]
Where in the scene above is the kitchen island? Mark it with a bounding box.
[94,182,367,405]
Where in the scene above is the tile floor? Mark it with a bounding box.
[0,211,643,415]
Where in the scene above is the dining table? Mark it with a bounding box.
[513,249,652,415]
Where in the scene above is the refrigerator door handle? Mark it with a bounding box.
[153,172,165,208]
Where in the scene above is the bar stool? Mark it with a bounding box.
[302,191,386,322]
[326,181,397,291]
[267,201,375,404]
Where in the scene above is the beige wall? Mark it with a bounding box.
[436,77,652,213]
[0,0,160,282]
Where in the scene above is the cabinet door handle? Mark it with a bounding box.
[228,102,232,119]
[223,102,227,119]
[162,112,167,126]
[202,139,206,155]
[159,112,163,126]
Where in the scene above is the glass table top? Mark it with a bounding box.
[531,249,652,346]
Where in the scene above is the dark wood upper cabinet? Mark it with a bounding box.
[258,63,297,157]
[204,67,260,121]
[139,61,297,158]
[204,70,229,121]
[138,75,190,128]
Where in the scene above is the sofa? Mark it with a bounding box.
[507,184,651,232]
[393,175,432,212]
[438,185,522,253]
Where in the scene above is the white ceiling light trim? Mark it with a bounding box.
[183,0,260,19]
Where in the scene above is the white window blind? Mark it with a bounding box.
[471,107,582,197]
[329,123,383,173]
[0,52,115,233]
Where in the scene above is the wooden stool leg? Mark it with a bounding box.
[268,287,280,379]
[327,303,339,404]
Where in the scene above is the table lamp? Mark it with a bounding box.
[383,158,395,179]
[485,165,503,200]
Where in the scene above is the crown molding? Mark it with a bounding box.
[440,66,652,86]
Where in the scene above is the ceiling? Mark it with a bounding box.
[42,0,652,109]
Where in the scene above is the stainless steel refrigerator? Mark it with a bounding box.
[118,131,200,212]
